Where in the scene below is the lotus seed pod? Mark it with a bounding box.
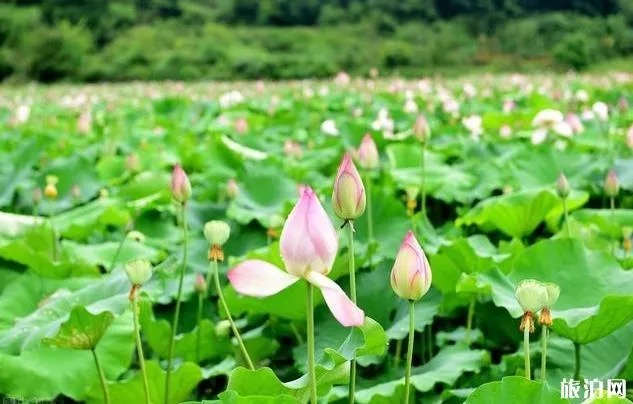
[124,259,152,286]
[543,282,560,308]
[515,279,548,313]
[556,173,570,199]
[204,220,231,246]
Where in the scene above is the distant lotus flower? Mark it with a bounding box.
[321,119,339,136]
[352,107,363,118]
[390,231,432,301]
[566,113,584,134]
[228,187,364,327]
[234,118,248,134]
[443,99,460,116]
[372,108,394,133]
[627,126,633,149]
[581,108,594,121]
[219,90,244,109]
[462,115,483,140]
[404,99,418,114]
[77,110,92,134]
[256,80,265,93]
[332,154,366,220]
[532,109,564,127]
[171,164,191,204]
[605,170,619,197]
[319,86,329,97]
[303,87,314,98]
[592,102,609,122]
[284,140,303,159]
[575,89,589,103]
[11,104,30,126]
[618,96,629,112]
[463,83,477,98]
[503,99,515,114]
[335,71,350,86]
[500,125,512,139]
[357,134,379,170]
[125,153,141,172]
[369,67,379,78]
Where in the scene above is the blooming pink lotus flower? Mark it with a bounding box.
[228,187,364,327]
[171,164,191,203]
[332,154,366,220]
[390,231,432,301]
[357,134,379,170]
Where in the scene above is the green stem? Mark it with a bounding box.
[523,324,531,380]
[365,173,374,270]
[214,257,254,369]
[109,235,127,272]
[562,197,571,238]
[541,325,548,383]
[290,322,304,344]
[347,220,357,404]
[307,283,317,404]
[165,203,188,404]
[420,141,427,219]
[50,208,58,262]
[394,339,403,368]
[404,300,415,404]
[466,297,475,345]
[611,196,616,254]
[91,349,110,404]
[574,342,581,380]
[196,292,204,363]
[132,296,151,404]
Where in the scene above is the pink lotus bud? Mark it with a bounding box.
[284,140,303,159]
[234,118,248,134]
[503,99,515,114]
[332,154,366,220]
[566,113,584,134]
[390,231,432,301]
[413,114,431,142]
[556,173,570,198]
[605,170,619,197]
[171,163,191,203]
[499,125,512,139]
[227,178,238,199]
[194,273,208,294]
[618,96,629,112]
[357,134,379,170]
[281,187,338,277]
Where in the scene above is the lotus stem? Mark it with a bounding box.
[404,300,415,404]
[394,339,403,368]
[131,296,151,404]
[540,325,548,383]
[420,141,427,219]
[466,296,475,344]
[523,324,531,380]
[196,291,203,363]
[365,173,374,270]
[347,220,357,404]
[91,348,111,404]
[562,197,571,238]
[165,203,188,403]
[574,342,581,380]
[109,235,127,272]
[307,283,317,404]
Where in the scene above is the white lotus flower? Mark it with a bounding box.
[532,109,564,127]
[592,101,609,122]
[321,119,339,136]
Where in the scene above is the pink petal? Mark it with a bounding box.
[305,271,365,327]
[227,260,299,297]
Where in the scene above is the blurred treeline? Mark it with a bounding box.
[2,0,633,82]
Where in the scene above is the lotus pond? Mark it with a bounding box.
[0,75,633,404]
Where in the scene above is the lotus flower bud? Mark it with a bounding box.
[604,170,619,197]
[204,220,231,247]
[390,231,432,301]
[194,273,208,294]
[32,188,42,205]
[556,173,570,198]
[515,279,548,314]
[627,126,633,149]
[124,259,152,286]
[44,175,59,199]
[618,96,629,112]
[357,134,379,170]
[413,114,431,142]
[332,153,366,220]
[227,178,238,199]
[171,163,191,203]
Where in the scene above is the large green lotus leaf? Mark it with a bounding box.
[216,391,301,403]
[37,154,103,213]
[0,139,41,207]
[62,240,163,270]
[139,300,231,362]
[0,270,133,353]
[0,211,43,238]
[573,209,633,239]
[457,189,589,239]
[509,147,600,190]
[385,143,478,203]
[0,312,134,401]
[429,235,508,295]
[328,344,487,403]
[53,198,131,240]
[0,224,99,278]
[614,157,633,191]
[474,239,633,343]
[226,164,297,228]
[464,376,566,404]
[117,171,171,209]
[43,305,114,350]
[85,360,202,404]
[224,316,385,402]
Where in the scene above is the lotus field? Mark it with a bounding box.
[2,74,633,404]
